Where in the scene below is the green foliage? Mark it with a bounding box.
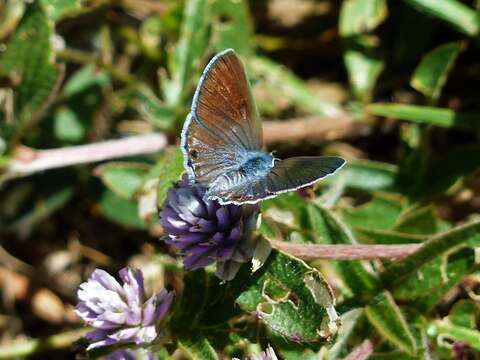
[367,103,480,129]
[249,56,342,117]
[365,291,417,356]
[310,205,380,296]
[404,0,480,37]
[381,221,480,287]
[99,189,146,229]
[236,250,339,343]
[0,1,61,144]
[178,335,219,360]
[210,0,253,55]
[410,41,464,101]
[40,0,81,20]
[95,162,150,200]
[339,0,386,101]
[154,147,185,207]
[335,160,399,192]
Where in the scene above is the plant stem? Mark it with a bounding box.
[0,328,90,358]
[272,241,420,260]
[262,114,366,144]
[58,48,137,84]
[3,114,361,181]
[5,133,168,179]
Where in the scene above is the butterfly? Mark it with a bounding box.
[181,49,346,205]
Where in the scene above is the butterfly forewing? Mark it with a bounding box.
[182,49,263,185]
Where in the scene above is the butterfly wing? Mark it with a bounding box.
[208,156,346,205]
[181,49,263,185]
[265,156,346,194]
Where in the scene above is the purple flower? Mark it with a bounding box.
[160,175,259,280]
[75,267,173,351]
[106,348,156,360]
[251,346,278,360]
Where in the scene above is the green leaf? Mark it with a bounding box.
[339,0,388,37]
[404,0,480,37]
[270,335,319,360]
[448,300,479,328]
[171,269,247,333]
[339,0,386,101]
[178,335,219,360]
[411,41,465,101]
[392,247,476,311]
[367,103,480,129]
[393,205,447,235]
[154,147,184,207]
[0,2,49,75]
[236,249,339,343]
[99,189,146,229]
[428,319,480,351]
[7,184,73,235]
[210,0,253,55]
[249,56,342,117]
[343,47,384,102]
[162,0,209,108]
[333,160,399,193]
[381,221,480,287]
[0,2,61,143]
[95,162,150,200]
[135,85,176,131]
[53,107,85,143]
[341,194,405,230]
[0,1,25,40]
[365,291,417,356]
[309,205,380,296]
[171,270,212,332]
[63,65,110,98]
[262,192,310,236]
[40,0,81,21]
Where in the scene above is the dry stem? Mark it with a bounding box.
[263,114,367,144]
[6,133,167,179]
[272,241,420,260]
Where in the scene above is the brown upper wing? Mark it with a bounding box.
[181,49,263,185]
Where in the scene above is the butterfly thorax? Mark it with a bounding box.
[208,151,274,192]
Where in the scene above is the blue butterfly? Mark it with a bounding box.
[181,49,346,205]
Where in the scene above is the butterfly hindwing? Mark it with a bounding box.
[265,156,346,194]
[208,156,346,205]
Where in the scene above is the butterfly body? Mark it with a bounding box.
[206,151,274,198]
[182,49,346,205]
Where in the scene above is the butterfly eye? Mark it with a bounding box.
[190,150,198,159]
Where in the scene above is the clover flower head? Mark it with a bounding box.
[75,267,173,351]
[160,174,259,280]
